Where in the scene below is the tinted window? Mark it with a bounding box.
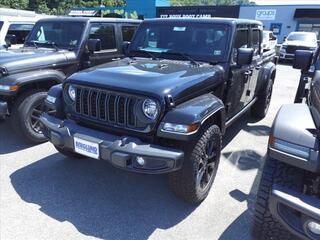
[122,25,137,42]
[26,21,85,49]
[89,24,116,50]
[234,29,249,48]
[252,29,261,52]
[130,22,230,62]
[0,21,3,31]
[7,23,34,44]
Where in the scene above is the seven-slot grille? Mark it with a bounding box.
[75,86,137,128]
[286,45,311,54]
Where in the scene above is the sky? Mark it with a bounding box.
[254,0,320,4]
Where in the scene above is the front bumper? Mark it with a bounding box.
[0,101,8,118]
[40,113,184,174]
[269,184,320,240]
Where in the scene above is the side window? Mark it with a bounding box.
[252,29,261,54]
[234,29,249,49]
[7,23,34,45]
[122,25,137,42]
[89,23,116,51]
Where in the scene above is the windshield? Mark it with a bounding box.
[25,21,85,49]
[287,33,316,42]
[129,22,231,62]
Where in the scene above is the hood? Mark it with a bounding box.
[67,58,224,103]
[0,47,76,75]
[284,40,317,48]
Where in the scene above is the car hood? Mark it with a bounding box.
[284,40,317,48]
[0,48,76,75]
[67,58,224,104]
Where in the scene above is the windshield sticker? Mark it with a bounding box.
[173,27,186,32]
[214,50,222,56]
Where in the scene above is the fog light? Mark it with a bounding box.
[136,156,145,166]
[308,221,320,235]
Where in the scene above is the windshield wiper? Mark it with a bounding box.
[27,40,59,51]
[129,50,158,60]
[165,52,199,66]
[44,41,59,51]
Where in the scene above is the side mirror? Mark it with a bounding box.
[5,34,17,47]
[293,50,313,71]
[270,36,277,41]
[122,41,130,55]
[87,39,101,54]
[237,48,254,66]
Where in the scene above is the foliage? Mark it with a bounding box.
[0,0,126,15]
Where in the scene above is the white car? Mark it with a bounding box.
[0,8,49,49]
[279,31,318,61]
[262,31,277,51]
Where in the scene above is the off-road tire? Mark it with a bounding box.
[54,146,85,159]
[252,157,303,240]
[11,90,48,144]
[168,124,221,204]
[251,79,273,119]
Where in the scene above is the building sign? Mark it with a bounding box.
[156,6,240,19]
[255,9,276,21]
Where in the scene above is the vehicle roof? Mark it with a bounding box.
[37,16,141,23]
[144,17,262,26]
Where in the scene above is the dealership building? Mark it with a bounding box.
[156,4,320,43]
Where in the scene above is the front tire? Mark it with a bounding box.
[168,124,221,204]
[252,157,303,240]
[11,90,48,144]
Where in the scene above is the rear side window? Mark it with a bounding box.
[7,23,34,44]
[89,23,116,50]
[122,25,137,42]
[234,29,249,49]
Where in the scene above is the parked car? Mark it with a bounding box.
[40,18,277,203]
[279,31,318,61]
[0,8,50,49]
[0,17,141,143]
[262,30,277,51]
[252,49,320,239]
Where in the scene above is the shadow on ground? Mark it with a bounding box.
[0,120,34,154]
[10,153,196,240]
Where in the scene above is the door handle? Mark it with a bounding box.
[244,70,253,76]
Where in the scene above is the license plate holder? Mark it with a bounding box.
[74,136,100,159]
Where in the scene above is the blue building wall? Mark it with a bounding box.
[239,5,320,43]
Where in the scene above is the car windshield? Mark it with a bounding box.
[25,21,85,49]
[129,22,231,63]
[287,33,316,42]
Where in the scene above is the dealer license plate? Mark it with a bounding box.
[74,137,100,159]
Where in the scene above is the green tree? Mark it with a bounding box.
[0,0,28,9]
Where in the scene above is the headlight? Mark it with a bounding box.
[68,85,76,101]
[0,85,18,91]
[142,99,159,120]
[270,137,310,159]
[162,123,199,134]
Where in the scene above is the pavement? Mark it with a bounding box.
[0,64,300,240]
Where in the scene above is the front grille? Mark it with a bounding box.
[286,45,311,54]
[74,86,138,128]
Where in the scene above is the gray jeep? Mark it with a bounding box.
[252,48,320,239]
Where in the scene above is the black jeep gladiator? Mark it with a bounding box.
[252,49,320,239]
[0,17,140,143]
[40,18,277,203]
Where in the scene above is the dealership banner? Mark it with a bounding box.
[156,6,240,19]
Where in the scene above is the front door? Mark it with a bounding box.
[87,23,123,66]
[225,27,252,118]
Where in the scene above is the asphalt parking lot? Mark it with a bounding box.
[0,64,300,240]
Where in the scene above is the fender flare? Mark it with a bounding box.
[258,62,276,94]
[157,93,226,141]
[2,69,66,91]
